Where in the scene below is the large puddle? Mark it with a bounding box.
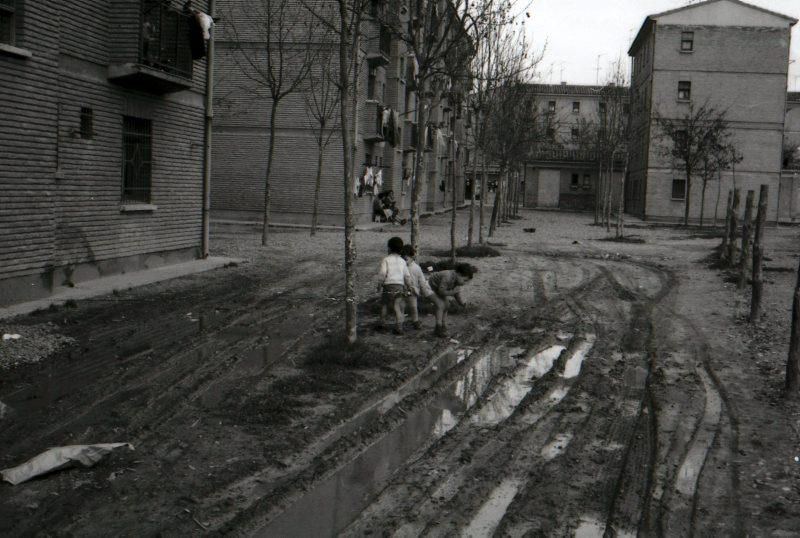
[255,345,517,537]
[255,336,596,537]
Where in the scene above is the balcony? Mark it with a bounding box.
[367,24,391,67]
[108,2,194,94]
[363,103,384,142]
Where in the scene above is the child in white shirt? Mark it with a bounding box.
[377,237,413,334]
[401,245,433,329]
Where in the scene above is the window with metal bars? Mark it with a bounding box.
[122,116,153,204]
[0,0,15,45]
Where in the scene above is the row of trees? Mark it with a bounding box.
[226,0,540,343]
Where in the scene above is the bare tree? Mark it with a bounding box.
[304,44,341,236]
[654,103,731,226]
[226,0,314,245]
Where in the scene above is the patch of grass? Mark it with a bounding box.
[431,245,500,258]
[598,236,646,244]
[304,336,411,370]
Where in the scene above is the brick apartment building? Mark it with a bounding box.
[0,0,213,306]
[211,0,468,226]
[627,0,798,223]
[521,83,629,211]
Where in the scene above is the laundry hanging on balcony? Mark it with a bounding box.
[186,8,214,60]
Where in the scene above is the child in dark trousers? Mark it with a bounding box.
[377,236,413,334]
[428,263,474,337]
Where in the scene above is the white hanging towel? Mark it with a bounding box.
[195,11,214,40]
[364,166,374,186]
[375,169,383,187]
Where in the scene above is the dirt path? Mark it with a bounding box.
[1,210,799,536]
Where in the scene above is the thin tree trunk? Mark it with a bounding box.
[785,255,800,394]
[489,168,504,237]
[750,185,768,323]
[713,168,723,227]
[726,188,741,267]
[478,156,486,244]
[338,6,358,344]
[450,141,457,265]
[594,159,602,224]
[721,189,733,261]
[411,96,430,252]
[467,154,478,246]
[684,169,692,226]
[605,158,613,232]
[737,189,755,288]
[262,99,280,245]
[616,159,627,238]
[310,128,325,236]
[699,177,707,228]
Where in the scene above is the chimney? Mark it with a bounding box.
[560,81,567,85]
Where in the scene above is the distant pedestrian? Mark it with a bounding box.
[401,245,433,330]
[377,237,413,334]
[428,263,474,337]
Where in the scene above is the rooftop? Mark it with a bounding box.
[527,84,628,96]
[789,92,800,103]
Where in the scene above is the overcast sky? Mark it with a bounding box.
[527,0,800,90]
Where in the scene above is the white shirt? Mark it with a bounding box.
[378,254,411,286]
[407,260,433,297]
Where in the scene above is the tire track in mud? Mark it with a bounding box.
[327,258,663,537]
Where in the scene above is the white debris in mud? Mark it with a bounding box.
[0,323,76,370]
[540,433,573,460]
[461,477,522,537]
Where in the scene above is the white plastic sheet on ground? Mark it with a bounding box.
[1,443,134,485]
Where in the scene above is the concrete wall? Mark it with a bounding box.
[0,0,208,306]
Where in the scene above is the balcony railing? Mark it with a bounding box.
[367,24,391,66]
[403,121,417,152]
[364,103,384,142]
[139,2,194,79]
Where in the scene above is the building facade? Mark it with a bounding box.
[0,0,212,306]
[627,0,797,222]
[211,0,468,227]
[522,83,628,211]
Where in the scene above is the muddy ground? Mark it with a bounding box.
[1,208,800,537]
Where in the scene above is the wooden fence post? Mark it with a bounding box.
[738,190,755,289]
[726,188,741,267]
[750,185,769,323]
[721,190,733,263]
[786,256,800,394]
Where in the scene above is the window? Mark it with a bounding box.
[572,101,580,113]
[583,174,591,189]
[546,127,555,140]
[599,102,606,115]
[548,101,556,113]
[399,56,406,81]
[571,173,579,189]
[678,81,691,101]
[0,0,14,45]
[122,116,153,204]
[571,127,579,141]
[623,103,630,114]
[671,178,686,200]
[681,31,694,52]
[80,107,94,140]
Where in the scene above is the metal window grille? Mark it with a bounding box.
[678,81,691,100]
[122,116,153,204]
[139,0,193,78]
[80,107,94,140]
[672,179,686,200]
[0,0,14,45]
[681,31,694,51]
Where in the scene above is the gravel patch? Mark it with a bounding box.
[0,323,76,370]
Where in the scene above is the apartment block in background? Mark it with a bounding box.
[627,0,797,222]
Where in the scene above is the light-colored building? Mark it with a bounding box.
[627,0,797,222]
[211,0,468,226]
[522,83,628,211]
